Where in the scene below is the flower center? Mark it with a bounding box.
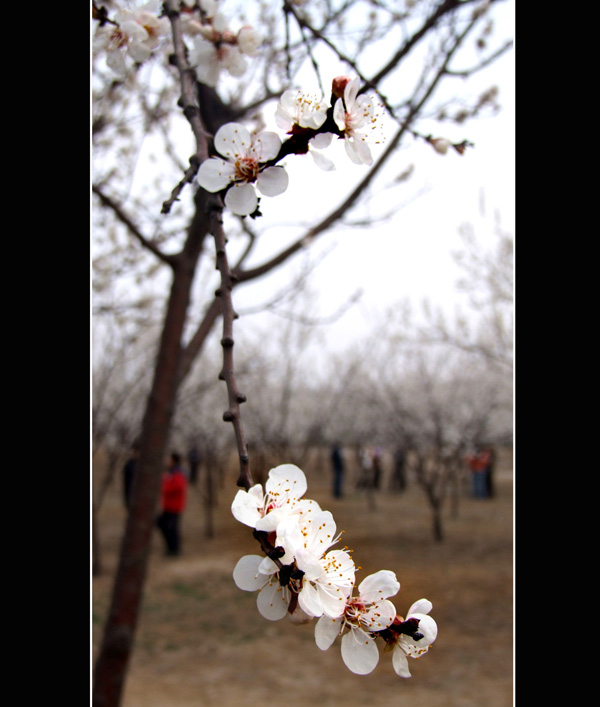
[110,28,129,50]
[234,156,259,182]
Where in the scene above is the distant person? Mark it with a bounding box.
[484,445,496,498]
[123,443,140,509]
[372,447,383,490]
[187,443,201,485]
[156,452,188,556]
[466,447,490,499]
[392,446,407,492]
[331,443,345,498]
[357,446,373,489]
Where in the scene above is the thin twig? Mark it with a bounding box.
[209,201,253,490]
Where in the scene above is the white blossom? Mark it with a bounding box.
[94,1,169,77]
[274,89,335,170]
[189,37,247,87]
[277,510,355,618]
[392,599,438,678]
[231,463,314,531]
[275,90,330,132]
[333,77,382,166]
[197,122,288,215]
[233,554,291,621]
[314,570,400,675]
[237,26,262,57]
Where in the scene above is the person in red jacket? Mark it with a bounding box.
[156,452,187,556]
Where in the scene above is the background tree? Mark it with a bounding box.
[92,1,513,704]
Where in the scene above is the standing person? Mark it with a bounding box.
[122,443,139,509]
[187,443,201,485]
[484,445,496,498]
[392,446,407,492]
[331,443,345,498]
[372,447,383,490]
[466,447,489,499]
[357,446,372,489]
[156,453,187,556]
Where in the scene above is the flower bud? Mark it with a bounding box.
[429,137,451,155]
[332,75,352,98]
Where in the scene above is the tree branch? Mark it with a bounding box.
[92,184,175,265]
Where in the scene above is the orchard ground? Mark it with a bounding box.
[92,447,513,707]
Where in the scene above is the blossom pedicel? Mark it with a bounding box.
[232,464,437,677]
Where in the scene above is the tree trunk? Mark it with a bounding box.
[92,503,102,577]
[93,194,209,705]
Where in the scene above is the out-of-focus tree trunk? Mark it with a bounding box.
[92,194,209,707]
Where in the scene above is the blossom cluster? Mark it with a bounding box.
[231,464,437,677]
[93,0,262,84]
[93,0,171,79]
[197,77,384,215]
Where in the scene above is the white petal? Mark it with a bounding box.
[197,158,234,192]
[214,123,253,160]
[253,132,283,161]
[315,616,341,651]
[392,646,411,678]
[408,613,438,646]
[233,555,268,591]
[345,137,373,166]
[344,77,360,110]
[408,598,433,616]
[257,555,278,575]
[358,570,400,602]
[333,98,347,131]
[265,464,307,498]
[310,132,334,150]
[298,581,324,617]
[127,42,151,63]
[362,599,397,632]
[257,166,289,197]
[310,149,336,172]
[257,579,290,620]
[225,183,258,215]
[231,487,263,527]
[120,20,149,43]
[318,583,352,619]
[341,629,379,675]
[222,46,247,77]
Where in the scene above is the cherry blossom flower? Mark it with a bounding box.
[391,598,438,678]
[189,37,247,87]
[94,1,169,77]
[233,554,291,620]
[276,510,355,618]
[275,89,335,170]
[314,570,400,674]
[275,90,330,132]
[297,548,356,618]
[237,26,262,57]
[333,76,382,166]
[186,2,261,86]
[231,463,314,531]
[197,122,289,215]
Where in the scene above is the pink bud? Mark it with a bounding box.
[332,76,352,98]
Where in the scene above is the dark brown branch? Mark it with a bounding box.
[92,184,175,265]
[209,200,252,490]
